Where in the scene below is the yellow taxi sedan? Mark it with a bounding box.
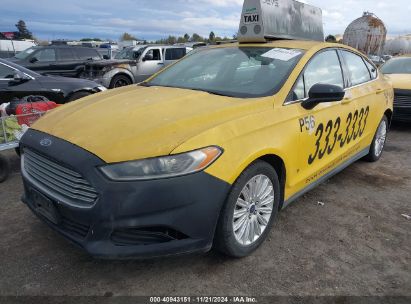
[19,40,393,258]
[381,55,411,122]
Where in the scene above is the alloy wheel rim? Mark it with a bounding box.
[232,174,274,246]
[115,79,128,87]
[375,120,387,157]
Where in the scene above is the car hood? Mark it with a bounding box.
[385,74,411,90]
[85,59,134,68]
[32,85,270,163]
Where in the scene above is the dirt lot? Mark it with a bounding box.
[0,123,410,299]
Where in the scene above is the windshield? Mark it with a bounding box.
[381,57,411,74]
[14,46,37,60]
[115,47,145,60]
[147,47,304,98]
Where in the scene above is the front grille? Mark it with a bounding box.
[23,148,98,208]
[394,91,411,108]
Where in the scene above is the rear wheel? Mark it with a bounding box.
[0,154,11,183]
[109,74,132,88]
[215,160,280,257]
[68,91,92,102]
[364,115,388,162]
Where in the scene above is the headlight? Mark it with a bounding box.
[97,86,107,92]
[99,146,222,181]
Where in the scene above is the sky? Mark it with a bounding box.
[0,0,409,41]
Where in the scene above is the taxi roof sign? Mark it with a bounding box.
[238,0,324,43]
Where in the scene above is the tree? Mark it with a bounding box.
[15,20,33,39]
[183,33,190,42]
[191,33,204,42]
[120,32,137,41]
[209,31,215,42]
[325,35,337,43]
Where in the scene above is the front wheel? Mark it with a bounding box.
[364,115,388,162]
[214,160,280,257]
[109,75,132,88]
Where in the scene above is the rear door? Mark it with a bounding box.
[55,48,79,77]
[73,48,102,77]
[339,50,387,148]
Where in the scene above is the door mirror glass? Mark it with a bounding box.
[301,83,345,110]
[13,71,29,82]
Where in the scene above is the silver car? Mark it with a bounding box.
[82,45,187,88]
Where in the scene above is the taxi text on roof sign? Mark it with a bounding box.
[238,0,324,43]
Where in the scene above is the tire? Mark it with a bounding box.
[109,74,132,88]
[214,160,281,257]
[364,115,388,162]
[68,91,92,102]
[0,154,11,183]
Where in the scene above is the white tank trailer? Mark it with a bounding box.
[237,0,324,43]
[385,36,411,55]
[343,12,387,56]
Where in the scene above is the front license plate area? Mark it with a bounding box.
[31,189,60,225]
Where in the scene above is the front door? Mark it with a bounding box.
[136,47,163,82]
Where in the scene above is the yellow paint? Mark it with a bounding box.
[385,74,411,90]
[32,40,393,201]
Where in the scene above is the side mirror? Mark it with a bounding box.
[13,71,29,82]
[103,55,109,60]
[301,83,345,110]
[142,54,153,62]
[29,57,38,63]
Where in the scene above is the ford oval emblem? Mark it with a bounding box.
[40,138,52,147]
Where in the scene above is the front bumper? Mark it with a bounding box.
[20,129,230,259]
[393,89,411,122]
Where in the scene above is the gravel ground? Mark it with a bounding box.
[0,123,410,300]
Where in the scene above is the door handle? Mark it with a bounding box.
[376,88,384,94]
[157,62,164,65]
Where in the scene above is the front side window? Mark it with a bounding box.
[290,50,343,101]
[304,50,344,93]
[0,63,15,79]
[145,49,161,61]
[147,47,304,98]
[35,49,56,62]
[342,51,371,86]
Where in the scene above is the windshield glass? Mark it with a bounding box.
[14,46,37,60]
[381,57,411,74]
[147,47,304,98]
[115,47,145,60]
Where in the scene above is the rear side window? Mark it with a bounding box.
[0,63,15,78]
[57,48,76,61]
[342,51,371,86]
[165,48,186,60]
[35,49,56,62]
[75,48,101,60]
